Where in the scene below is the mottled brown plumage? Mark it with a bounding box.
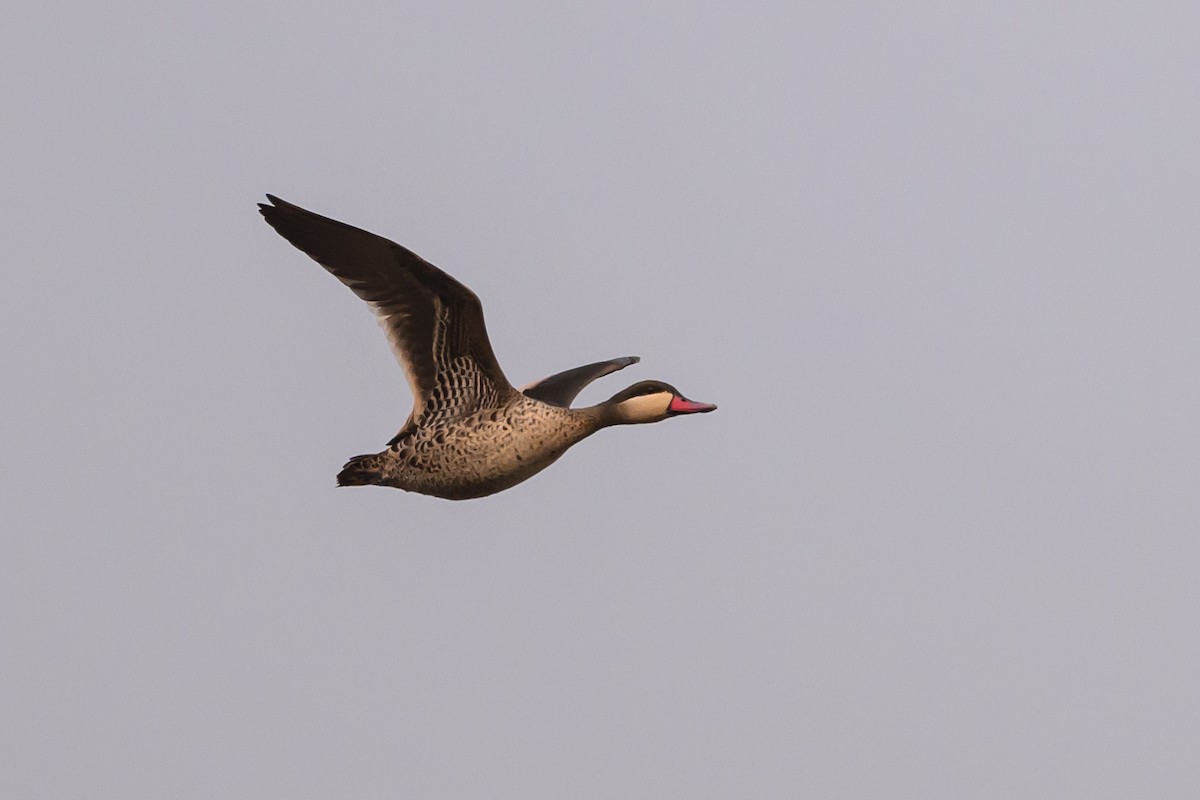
[259,195,715,499]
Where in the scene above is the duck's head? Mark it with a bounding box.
[604,380,717,425]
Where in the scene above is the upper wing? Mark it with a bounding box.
[521,356,640,407]
[259,195,513,427]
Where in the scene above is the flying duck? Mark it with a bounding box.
[259,195,715,500]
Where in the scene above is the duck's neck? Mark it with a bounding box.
[575,401,629,429]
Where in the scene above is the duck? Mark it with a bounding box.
[259,195,716,500]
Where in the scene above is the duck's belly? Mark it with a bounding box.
[385,409,590,499]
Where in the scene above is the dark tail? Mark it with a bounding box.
[336,453,384,487]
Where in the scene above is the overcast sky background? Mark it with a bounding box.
[4,2,1199,798]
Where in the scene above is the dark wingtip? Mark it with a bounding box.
[258,195,308,232]
[258,194,293,218]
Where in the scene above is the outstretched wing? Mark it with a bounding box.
[521,356,640,407]
[259,195,513,429]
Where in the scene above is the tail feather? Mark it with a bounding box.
[336,453,384,487]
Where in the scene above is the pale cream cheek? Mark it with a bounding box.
[621,393,672,422]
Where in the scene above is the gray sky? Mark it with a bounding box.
[4,2,1199,797]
